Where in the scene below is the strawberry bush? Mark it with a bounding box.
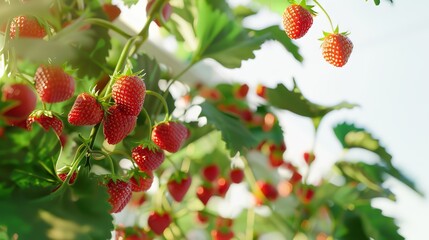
[0,0,420,239]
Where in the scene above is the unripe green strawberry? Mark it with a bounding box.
[321,33,353,67]
[27,110,63,136]
[68,93,104,126]
[34,65,75,103]
[10,16,46,39]
[151,121,189,153]
[106,179,132,213]
[103,105,137,145]
[112,75,146,116]
[1,83,37,121]
[282,4,314,39]
[132,144,165,171]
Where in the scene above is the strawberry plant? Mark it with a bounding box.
[0,0,420,239]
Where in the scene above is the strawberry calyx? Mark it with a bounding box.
[288,0,317,16]
[169,170,189,184]
[319,26,351,41]
[137,139,162,152]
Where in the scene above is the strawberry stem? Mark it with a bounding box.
[85,18,132,39]
[313,0,335,32]
[141,108,153,138]
[146,90,170,121]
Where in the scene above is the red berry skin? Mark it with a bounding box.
[151,121,189,153]
[256,84,267,99]
[1,84,37,121]
[196,185,214,206]
[58,172,77,184]
[235,83,249,99]
[167,173,192,202]
[34,65,75,103]
[10,16,46,39]
[196,211,209,224]
[107,179,132,213]
[27,113,63,136]
[146,0,173,27]
[147,212,172,235]
[112,75,146,116]
[132,145,165,171]
[68,93,104,126]
[211,230,234,240]
[303,151,316,165]
[103,105,137,145]
[130,171,154,192]
[256,181,278,202]
[269,150,284,168]
[282,4,313,39]
[102,3,121,21]
[216,177,230,197]
[229,168,244,184]
[290,171,303,184]
[322,33,353,67]
[202,164,220,182]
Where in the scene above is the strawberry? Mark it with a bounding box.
[130,171,153,192]
[151,121,189,153]
[297,187,315,204]
[229,168,244,184]
[1,83,37,121]
[58,172,77,184]
[303,151,316,165]
[112,75,146,116]
[196,184,214,206]
[235,83,249,99]
[196,211,209,224]
[269,149,284,168]
[282,3,314,39]
[27,111,63,136]
[255,181,278,204]
[290,170,303,184]
[202,164,220,182]
[321,32,353,67]
[103,105,137,145]
[34,65,75,103]
[132,144,165,171]
[167,172,192,202]
[146,0,173,27]
[106,179,132,213]
[68,93,104,126]
[147,212,172,235]
[10,16,46,39]
[102,3,121,21]
[211,229,234,240]
[256,84,267,99]
[216,177,230,197]
[215,217,234,228]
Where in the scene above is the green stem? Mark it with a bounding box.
[166,156,180,172]
[85,18,132,38]
[313,0,335,32]
[245,207,255,240]
[146,90,170,121]
[141,108,153,137]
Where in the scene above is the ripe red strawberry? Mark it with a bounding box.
[27,111,63,136]
[229,168,244,184]
[10,16,46,39]
[151,121,189,153]
[216,177,230,197]
[290,170,303,184]
[269,149,284,168]
[196,184,214,205]
[106,179,132,213]
[112,75,146,116]
[147,212,172,235]
[282,3,314,39]
[255,181,278,204]
[321,33,353,67]
[303,151,316,164]
[102,3,121,21]
[58,172,77,184]
[130,171,154,192]
[297,187,315,204]
[256,84,267,99]
[235,83,249,99]
[68,93,104,126]
[196,211,209,224]
[167,172,192,202]
[202,164,220,182]
[146,0,173,27]
[211,229,235,240]
[1,83,37,121]
[103,105,137,145]
[34,65,75,103]
[132,144,165,171]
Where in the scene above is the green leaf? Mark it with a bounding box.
[266,80,358,118]
[233,5,258,20]
[0,170,113,239]
[355,204,404,240]
[333,122,392,165]
[253,0,288,14]
[250,25,303,62]
[121,0,139,7]
[199,101,258,155]
[194,0,266,68]
[334,209,370,240]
